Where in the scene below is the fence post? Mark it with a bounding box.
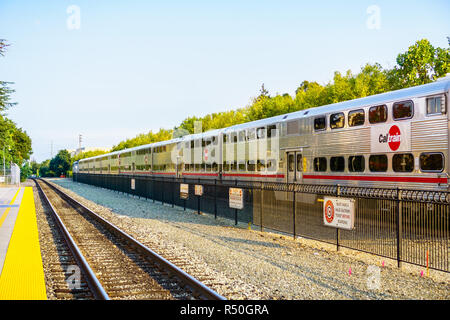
[336,184,340,252]
[214,179,217,219]
[172,178,174,208]
[260,183,263,232]
[293,185,296,239]
[396,187,402,268]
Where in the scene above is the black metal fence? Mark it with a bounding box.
[73,173,449,273]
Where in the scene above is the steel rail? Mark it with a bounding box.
[39,178,226,300]
[33,178,110,300]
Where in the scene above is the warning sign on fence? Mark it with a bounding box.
[131,179,135,190]
[180,183,189,199]
[229,188,244,209]
[195,185,203,196]
[323,197,355,230]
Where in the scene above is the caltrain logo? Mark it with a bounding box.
[379,125,401,151]
[324,200,334,223]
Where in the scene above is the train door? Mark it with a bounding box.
[286,151,303,183]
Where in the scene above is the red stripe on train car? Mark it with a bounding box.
[302,174,447,184]
[222,173,285,178]
[182,173,219,177]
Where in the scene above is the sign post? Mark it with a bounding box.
[195,184,203,214]
[229,187,244,225]
[180,183,189,211]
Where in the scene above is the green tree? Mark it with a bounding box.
[389,39,450,89]
[49,150,72,177]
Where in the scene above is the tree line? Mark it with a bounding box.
[109,38,450,152]
[0,39,33,181]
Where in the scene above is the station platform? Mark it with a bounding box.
[0,187,47,300]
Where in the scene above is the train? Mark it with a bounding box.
[74,75,450,190]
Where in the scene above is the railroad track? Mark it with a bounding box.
[34,178,225,300]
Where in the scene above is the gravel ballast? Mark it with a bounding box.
[45,178,449,300]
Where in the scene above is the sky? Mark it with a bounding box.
[0,0,449,162]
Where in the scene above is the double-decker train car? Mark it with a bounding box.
[74,76,450,190]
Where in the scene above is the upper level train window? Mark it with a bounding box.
[427,95,446,115]
[330,113,345,129]
[238,131,246,142]
[369,154,388,172]
[348,109,365,127]
[313,157,327,172]
[267,125,277,138]
[369,105,387,124]
[348,156,365,172]
[420,153,444,172]
[314,117,326,131]
[257,127,266,139]
[392,153,414,172]
[330,157,345,172]
[393,101,413,120]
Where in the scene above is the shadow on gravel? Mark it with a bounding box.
[217,235,285,249]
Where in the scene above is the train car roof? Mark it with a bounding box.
[79,77,450,163]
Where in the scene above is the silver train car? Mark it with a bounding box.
[75,76,450,190]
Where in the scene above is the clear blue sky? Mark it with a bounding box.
[0,0,449,162]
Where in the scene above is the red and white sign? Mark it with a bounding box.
[371,123,411,153]
[323,197,355,230]
[204,149,209,161]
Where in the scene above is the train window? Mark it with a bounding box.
[267,125,277,138]
[369,155,388,172]
[348,156,365,172]
[248,129,256,140]
[257,127,266,139]
[231,161,237,171]
[369,105,387,124]
[288,154,295,172]
[231,133,237,143]
[239,131,246,142]
[239,162,246,171]
[296,154,303,172]
[392,154,414,172]
[206,163,212,172]
[213,136,218,145]
[267,159,276,172]
[348,109,365,127]
[330,113,345,129]
[393,101,413,120]
[427,96,446,115]
[420,153,444,172]
[313,157,327,172]
[314,117,326,131]
[287,120,299,135]
[247,161,256,171]
[212,162,218,171]
[257,160,265,171]
[223,162,230,171]
[330,157,345,172]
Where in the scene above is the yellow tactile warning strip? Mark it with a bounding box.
[0,187,47,300]
[0,188,21,229]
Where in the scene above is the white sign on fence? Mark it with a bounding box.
[131,178,135,190]
[323,197,355,230]
[195,185,203,196]
[229,188,244,210]
[180,183,189,199]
